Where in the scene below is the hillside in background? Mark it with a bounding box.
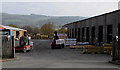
[1,13,86,27]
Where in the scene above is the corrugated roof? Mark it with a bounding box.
[0,25,27,31]
[64,9,120,27]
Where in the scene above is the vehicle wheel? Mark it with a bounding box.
[30,46,33,50]
[59,45,62,49]
[51,46,55,49]
[23,48,27,53]
[62,44,64,48]
[60,46,62,49]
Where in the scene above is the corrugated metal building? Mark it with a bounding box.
[64,10,120,45]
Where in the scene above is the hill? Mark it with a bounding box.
[1,13,86,27]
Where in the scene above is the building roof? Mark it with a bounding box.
[0,25,27,31]
[64,9,120,27]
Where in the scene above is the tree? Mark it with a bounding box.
[21,26,33,34]
[40,23,55,36]
[32,27,40,35]
[21,26,41,35]
[8,24,19,28]
[58,27,67,33]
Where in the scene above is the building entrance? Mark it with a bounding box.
[98,26,103,44]
[107,25,113,43]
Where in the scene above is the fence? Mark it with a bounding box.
[112,36,120,61]
[2,36,15,58]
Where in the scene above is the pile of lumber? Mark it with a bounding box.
[68,45,112,54]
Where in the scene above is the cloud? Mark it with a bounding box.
[1,0,120,2]
[2,2,118,17]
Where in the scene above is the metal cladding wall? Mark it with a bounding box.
[66,10,120,44]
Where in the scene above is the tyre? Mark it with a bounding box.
[59,45,62,49]
[60,46,62,49]
[62,44,64,48]
[30,46,33,50]
[23,48,27,53]
[51,46,55,49]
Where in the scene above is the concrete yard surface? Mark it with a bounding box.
[2,40,120,69]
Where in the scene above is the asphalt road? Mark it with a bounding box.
[2,39,120,68]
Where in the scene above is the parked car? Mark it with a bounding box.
[51,39,65,49]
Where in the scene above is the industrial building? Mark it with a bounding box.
[64,10,120,45]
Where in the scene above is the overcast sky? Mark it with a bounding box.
[1,0,120,17]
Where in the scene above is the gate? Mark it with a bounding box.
[112,36,120,62]
[2,36,15,58]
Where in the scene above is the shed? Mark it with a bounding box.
[0,25,27,39]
